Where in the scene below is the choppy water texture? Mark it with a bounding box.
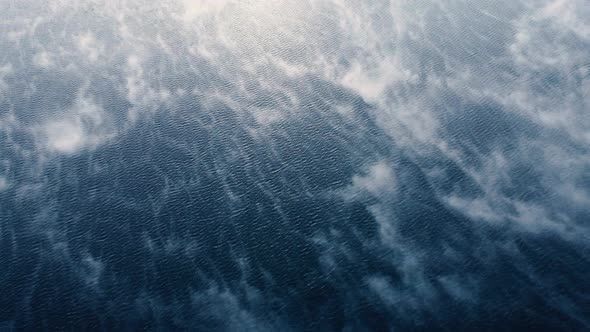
[1,0,590,331]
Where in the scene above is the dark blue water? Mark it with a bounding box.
[1,1,589,330]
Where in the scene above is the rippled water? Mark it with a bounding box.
[1,0,589,330]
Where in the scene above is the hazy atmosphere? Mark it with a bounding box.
[1,0,589,330]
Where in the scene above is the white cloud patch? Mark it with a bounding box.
[347,161,396,199]
[76,32,103,63]
[33,50,54,68]
[340,55,416,104]
[179,0,230,21]
[366,275,399,307]
[36,93,114,155]
[446,195,502,223]
[80,254,104,290]
[42,120,85,154]
[0,176,8,191]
